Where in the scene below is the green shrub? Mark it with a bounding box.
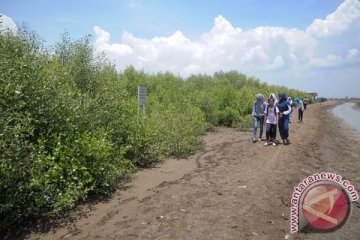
[0,27,311,233]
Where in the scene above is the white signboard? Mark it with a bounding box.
[138,86,147,113]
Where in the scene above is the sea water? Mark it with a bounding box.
[332,102,360,133]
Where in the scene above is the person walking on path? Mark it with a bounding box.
[252,93,266,142]
[287,97,294,123]
[264,97,279,146]
[268,93,279,142]
[278,93,292,145]
[303,97,308,110]
[294,98,305,123]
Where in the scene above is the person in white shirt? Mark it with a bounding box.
[268,93,279,141]
[287,97,294,123]
[264,98,279,146]
[294,98,305,123]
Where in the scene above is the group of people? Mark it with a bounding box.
[252,93,307,146]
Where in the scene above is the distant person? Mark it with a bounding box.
[252,93,266,142]
[264,97,279,146]
[294,98,305,123]
[318,98,322,105]
[303,97,308,110]
[278,93,292,145]
[287,97,293,123]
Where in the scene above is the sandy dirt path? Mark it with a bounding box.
[24,102,360,240]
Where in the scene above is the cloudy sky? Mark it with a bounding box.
[1,0,360,98]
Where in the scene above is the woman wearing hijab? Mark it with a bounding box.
[252,93,266,142]
[294,98,305,122]
[269,93,279,141]
[287,97,294,123]
[278,93,292,145]
[269,93,279,106]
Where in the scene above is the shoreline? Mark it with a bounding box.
[352,101,360,111]
[332,101,360,138]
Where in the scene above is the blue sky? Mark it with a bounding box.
[1,0,342,44]
[1,0,359,97]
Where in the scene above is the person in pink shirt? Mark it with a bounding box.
[264,97,279,146]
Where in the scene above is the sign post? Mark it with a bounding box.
[138,86,147,114]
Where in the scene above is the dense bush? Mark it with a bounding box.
[0,28,312,232]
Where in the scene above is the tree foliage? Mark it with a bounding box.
[0,28,312,232]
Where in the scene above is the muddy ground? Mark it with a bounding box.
[22,102,360,240]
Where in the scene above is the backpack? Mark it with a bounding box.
[266,104,276,117]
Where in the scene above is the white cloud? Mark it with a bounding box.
[0,14,17,33]
[93,0,360,90]
[266,55,285,70]
[208,15,242,38]
[309,54,342,67]
[242,45,268,63]
[306,0,360,38]
[183,64,201,76]
[346,48,359,61]
[93,26,132,57]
